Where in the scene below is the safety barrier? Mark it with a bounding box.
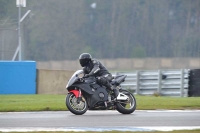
[0,61,36,94]
[114,69,189,97]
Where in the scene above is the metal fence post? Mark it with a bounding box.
[180,69,184,97]
[158,70,162,95]
[136,71,140,95]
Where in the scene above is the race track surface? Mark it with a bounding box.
[0,110,200,132]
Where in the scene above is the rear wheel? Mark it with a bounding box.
[66,93,87,115]
[116,89,136,114]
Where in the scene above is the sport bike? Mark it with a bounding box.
[65,70,136,115]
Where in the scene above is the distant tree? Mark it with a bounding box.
[1,0,200,61]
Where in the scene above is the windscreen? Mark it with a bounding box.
[66,70,83,88]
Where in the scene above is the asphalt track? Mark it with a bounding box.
[0,110,200,132]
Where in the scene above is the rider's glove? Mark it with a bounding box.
[84,74,90,78]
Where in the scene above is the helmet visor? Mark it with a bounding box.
[79,59,88,67]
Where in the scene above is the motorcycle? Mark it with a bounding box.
[65,70,136,115]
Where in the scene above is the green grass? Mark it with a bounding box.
[0,94,67,112]
[0,94,200,112]
[136,95,200,110]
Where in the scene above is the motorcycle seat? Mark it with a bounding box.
[110,75,127,85]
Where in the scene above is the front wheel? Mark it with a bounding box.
[116,89,136,114]
[66,93,88,115]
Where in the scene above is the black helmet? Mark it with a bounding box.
[79,53,92,67]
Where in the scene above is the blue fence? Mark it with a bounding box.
[0,61,36,94]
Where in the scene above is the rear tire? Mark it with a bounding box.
[66,93,88,115]
[116,89,136,114]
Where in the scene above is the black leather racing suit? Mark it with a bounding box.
[83,59,112,89]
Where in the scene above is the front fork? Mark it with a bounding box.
[77,89,82,104]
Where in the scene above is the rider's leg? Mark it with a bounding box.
[104,74,119,98]
[97,75,119,98]
[111,85,119,98]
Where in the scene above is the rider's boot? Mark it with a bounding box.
[111,86,119,98]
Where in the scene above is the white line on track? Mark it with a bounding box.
[1,126,200,132]
[145,110,200,113]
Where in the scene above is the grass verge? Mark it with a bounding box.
[0,94,200,112]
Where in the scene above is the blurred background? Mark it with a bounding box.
[0,0,200,70]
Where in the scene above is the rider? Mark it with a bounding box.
[79,53,119,98]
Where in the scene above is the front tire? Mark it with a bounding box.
[66,93,88,115]
[116,89,136,114]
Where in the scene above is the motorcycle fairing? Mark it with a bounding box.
[89,86,108,109]
[67,83,94,95]
[67,82,108,109]
[66,70,109,109]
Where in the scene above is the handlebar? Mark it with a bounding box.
[79,77,85,82]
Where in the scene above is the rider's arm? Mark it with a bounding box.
[88,60,100,76]
[83,67,89,74]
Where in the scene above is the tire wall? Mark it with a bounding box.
[188,69,200,97]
